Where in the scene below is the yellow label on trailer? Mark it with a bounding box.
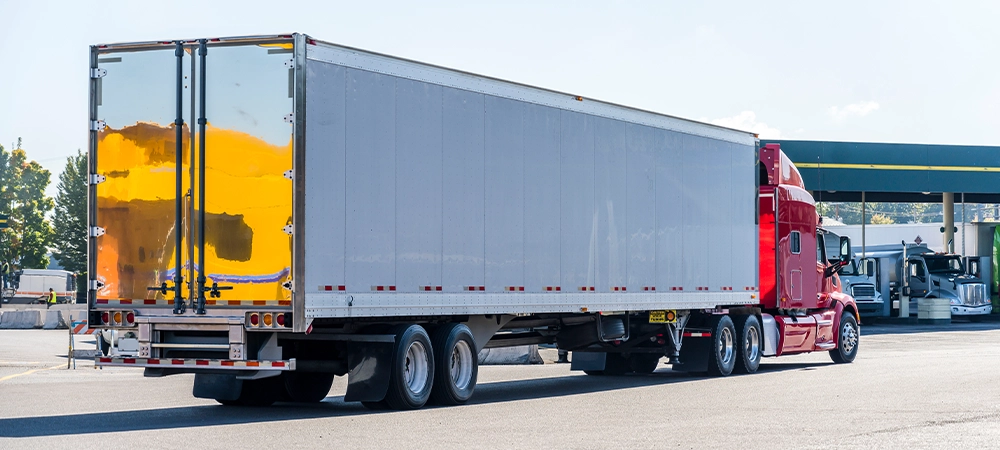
[649,310,677,323]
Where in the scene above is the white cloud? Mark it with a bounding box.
[706,111,782,139]
[828,101,880,120]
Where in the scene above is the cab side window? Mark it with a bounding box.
[791,231,801,254]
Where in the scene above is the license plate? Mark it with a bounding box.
[649,310,676,324]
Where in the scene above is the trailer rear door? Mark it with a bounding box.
[91,38,294,310]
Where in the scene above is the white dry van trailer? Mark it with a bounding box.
[89,34,857,409]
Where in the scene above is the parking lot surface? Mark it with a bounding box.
[2,323,1000,449]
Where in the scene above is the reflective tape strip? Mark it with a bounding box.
[544,286,561,292]
[97,299,291,307]
[421,286,443,291]
[643,287,656,291]
[611,287,627,292]
[505,286,524,292]
[320,285,347,291]
[578,287,595,292]
[370,286,397,292]
[683,332,712,338]
[464,286,485,291]
[96,357,295,370]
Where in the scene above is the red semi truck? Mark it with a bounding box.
[88,34,858,409]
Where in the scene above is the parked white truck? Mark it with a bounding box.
[88,34,859,409]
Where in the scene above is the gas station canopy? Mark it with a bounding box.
[763,140,1000,203]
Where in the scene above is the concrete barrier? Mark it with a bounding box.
[479,345,543,365]
[42,310,68,329]
[0,310,42,329]
[918,298,951,325]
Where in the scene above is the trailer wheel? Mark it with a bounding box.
[228,376,281,407]
[732,315,762,374]
[283,372,335,403]
[830,312,859,364]
[583,353,630,376]
[430,323,478,405]
[706,315,736,377]
[628,354,661,374]
[384,324,435,410]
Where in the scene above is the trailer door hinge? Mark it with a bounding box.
[283,169,294,180]
[282,224,294,235]
[90,226,106,237]
[90,68,107,79]
[90,174,107,185]
[283,59,294,69]
[90,120,106,132]
[283,113,294,124]
[90,280,105,290]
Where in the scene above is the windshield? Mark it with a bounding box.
[924,256,963,274]
[838,259,859,276]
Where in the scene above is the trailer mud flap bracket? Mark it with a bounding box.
[344,340,394,402]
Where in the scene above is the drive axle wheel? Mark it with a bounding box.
[628,354,661,374]
[283,372,335,403]
[430,324,478,405]
[733,315,762,374]
[385,324,435,410]
[830,312,859,364]
[707,315,736,377]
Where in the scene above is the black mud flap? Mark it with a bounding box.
[672,337,710,373]
[570,352,607,372]
[192,373,243,401]
[344,342,394,402]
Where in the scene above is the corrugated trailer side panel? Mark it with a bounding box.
[302,41,758,319]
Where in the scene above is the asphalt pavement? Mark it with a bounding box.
[2,323,1000,449]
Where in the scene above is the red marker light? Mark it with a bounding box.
[125,312,135,325]
[101,312,110,324]
[276,313,285,327]
[249,313,259,326]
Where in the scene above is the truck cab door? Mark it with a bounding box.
[907,258,929,297]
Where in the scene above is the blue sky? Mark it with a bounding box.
[2,1,999,196]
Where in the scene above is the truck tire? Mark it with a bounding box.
[732,315,762,374]
[628,354,661,374]
[830,312,859,364]
[230,376,281,407]
[283,372,335,403]
[583,353,630,376]
[430,324,478,405]
[706,315,736,377]
[384,324,435,410]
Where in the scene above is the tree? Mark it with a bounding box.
[52,150,88,282]
[0,139,54,269]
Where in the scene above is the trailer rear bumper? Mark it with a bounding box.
[96,357,295,371]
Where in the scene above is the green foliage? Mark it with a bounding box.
[0,141,54,269]
[52,150,88,280]
[818,202,945,225]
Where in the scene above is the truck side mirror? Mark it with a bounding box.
[839,236,851,259]
[865,259,876,277]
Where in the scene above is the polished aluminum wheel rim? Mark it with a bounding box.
[719,327,734,365]
[450,340,474,390]
[404,341,429,394]
[745,325,760,362]
[842,321,859,354]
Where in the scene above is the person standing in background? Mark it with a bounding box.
[1,260,9,290]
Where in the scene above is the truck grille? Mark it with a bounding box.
[851,285,877,300]
[961,283,989,306]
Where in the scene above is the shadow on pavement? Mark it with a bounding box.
[0,362,828,437]
[862,321,1000,336]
